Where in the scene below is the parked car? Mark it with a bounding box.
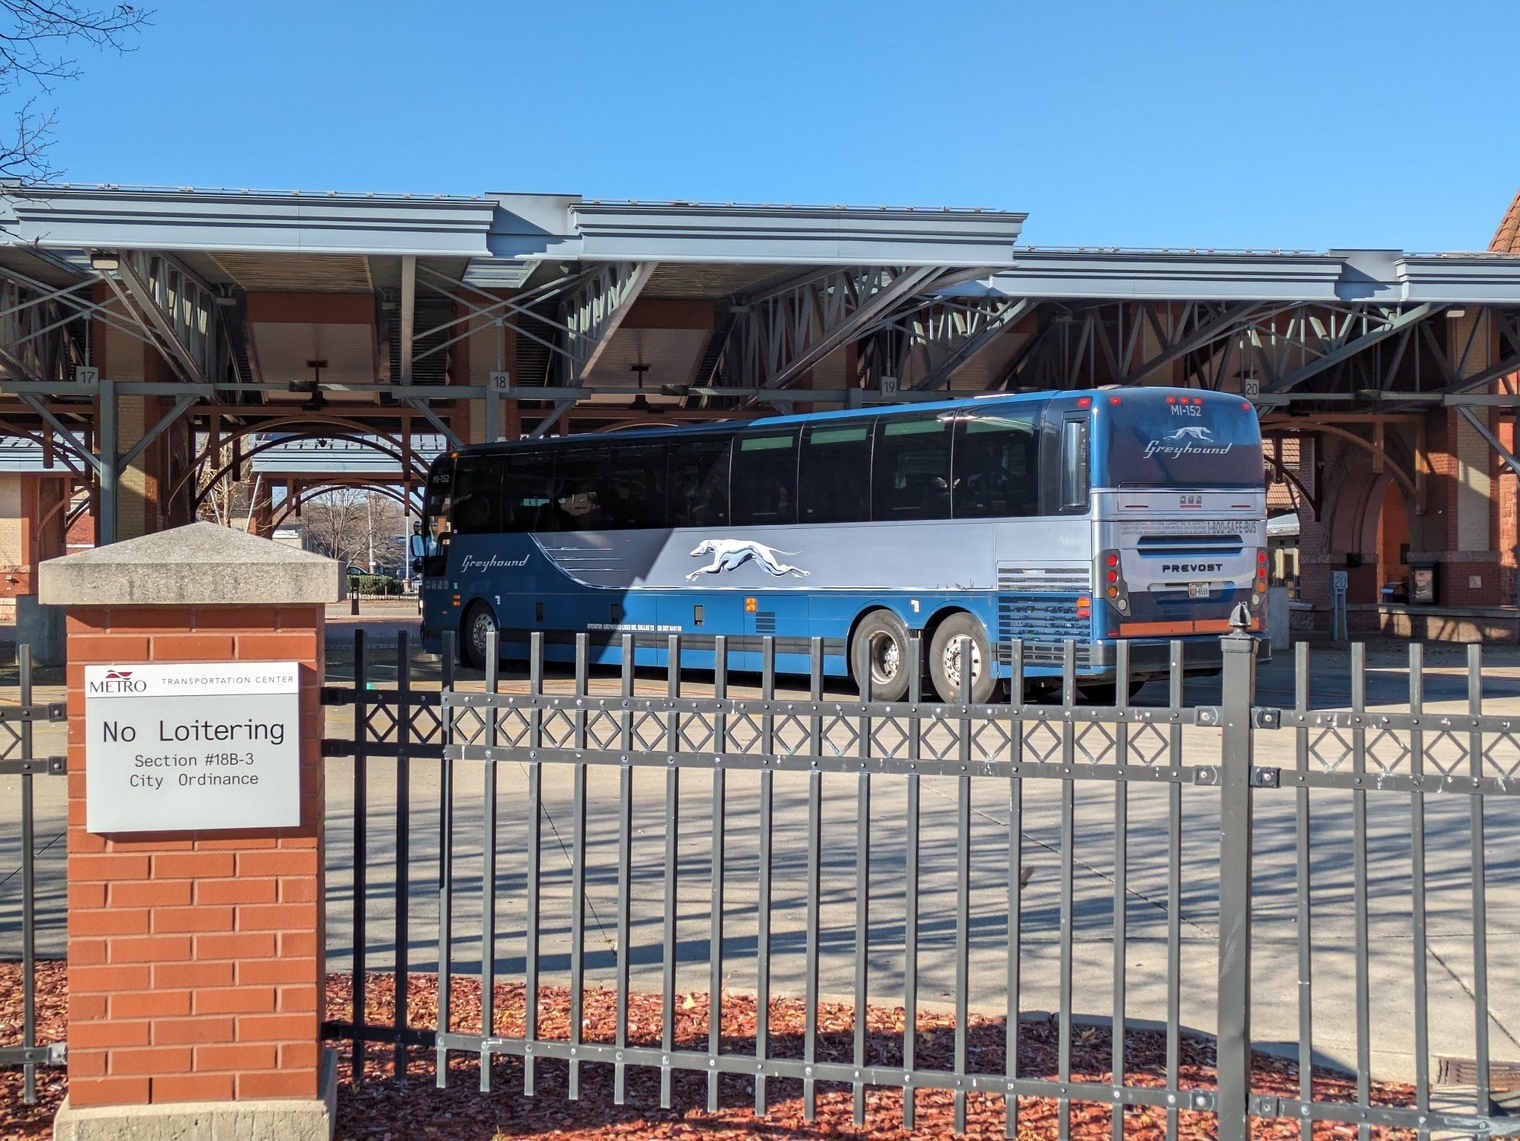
[1380,581,1409,603]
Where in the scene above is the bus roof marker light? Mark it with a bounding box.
[1166,396,1177,404]
[1108,396,1122,405]
[1077,396,1092,407]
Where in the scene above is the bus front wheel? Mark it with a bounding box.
[929,613,996,704]
[461,603,498,670]
[850,610,911,701]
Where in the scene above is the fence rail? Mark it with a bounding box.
[315,626,1518,1139]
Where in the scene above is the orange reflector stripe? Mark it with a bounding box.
[1119,618,1242,636]
[1118,620,1196,636]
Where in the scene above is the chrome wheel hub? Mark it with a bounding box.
[869,632,901,683]
[943,640,983,691]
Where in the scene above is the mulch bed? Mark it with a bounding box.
[3,961,1417,1140]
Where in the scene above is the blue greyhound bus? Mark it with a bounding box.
[418,387,1266,702]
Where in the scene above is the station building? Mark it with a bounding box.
[2,181,1520,644]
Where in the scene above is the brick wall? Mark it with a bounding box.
[63,604,325,1107]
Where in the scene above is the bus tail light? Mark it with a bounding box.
[1252,548,1268,607]
[1097,550,1131,614]
[1076,595,1092,619]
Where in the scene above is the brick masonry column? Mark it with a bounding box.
[39,521,340,1140]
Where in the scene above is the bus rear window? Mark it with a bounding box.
[1105,401,1264,488]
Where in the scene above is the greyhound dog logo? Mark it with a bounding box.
[1162,426,1214,443]
[687,539,810,580]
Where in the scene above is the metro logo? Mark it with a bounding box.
[89,671,147,694]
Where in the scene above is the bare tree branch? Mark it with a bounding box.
[0,1,150,179]
[302,489,405,575]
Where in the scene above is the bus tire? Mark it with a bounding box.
[929,613,996,704]
[461,603,498,670]
[850,609,911,701]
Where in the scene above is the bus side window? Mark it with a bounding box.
[732,430,800,526]
[547,446,609,532]
[451,455,502,534]
[669,435,732,527]
[1059,417,1090,512]
[604,442,669,529]
[799,421,872,523]
[871,414,951,522]
[500,450,553,532]
[952,412,1038,518]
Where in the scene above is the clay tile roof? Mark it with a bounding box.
[1492,188,1520,252]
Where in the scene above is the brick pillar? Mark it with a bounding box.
[40,521,340,1139]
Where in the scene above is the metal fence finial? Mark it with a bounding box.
[1229,602,1251,633]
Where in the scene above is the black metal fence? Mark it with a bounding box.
[0,646,67,1105]
[320,626,1519,1140]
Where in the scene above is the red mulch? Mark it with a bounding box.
[2,961,1416,1140]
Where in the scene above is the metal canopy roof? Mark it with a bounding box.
[10,182,1520,308]
[0,182,1028,267]
[951,248,1520,304]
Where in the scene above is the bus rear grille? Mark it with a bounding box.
[1135,534,1244,557]
[997,568,1090,593]
[997,594,1091,666]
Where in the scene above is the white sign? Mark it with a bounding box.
[74,366,99,388]
[84,662,301,834]
[1242,377,1260,399]
[489,371,511,392]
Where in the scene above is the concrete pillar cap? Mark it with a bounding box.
[38,521,342,606]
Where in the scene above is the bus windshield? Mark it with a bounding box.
[1104,398,1263,488]
[420,456,455,574]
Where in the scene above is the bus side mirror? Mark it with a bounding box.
[409,534,426,559]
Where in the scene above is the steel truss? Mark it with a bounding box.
[100,251,227,386]
[854,293,1035,391]
[716,265,946,395]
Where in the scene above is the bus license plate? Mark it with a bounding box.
[1188,582,1209,599]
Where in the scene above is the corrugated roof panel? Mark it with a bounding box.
[460,257,536,289]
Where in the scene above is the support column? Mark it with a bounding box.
[97,376,117,547]
[248,478,275,539]
[39,522,340,1140]
[465,302,518,444]
[2,472,71,662]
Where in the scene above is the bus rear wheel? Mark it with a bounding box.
[461,603,498,670]
[929,613,996,704]
[850,610,911,701]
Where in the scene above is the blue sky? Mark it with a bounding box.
[29,0,1520,252]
